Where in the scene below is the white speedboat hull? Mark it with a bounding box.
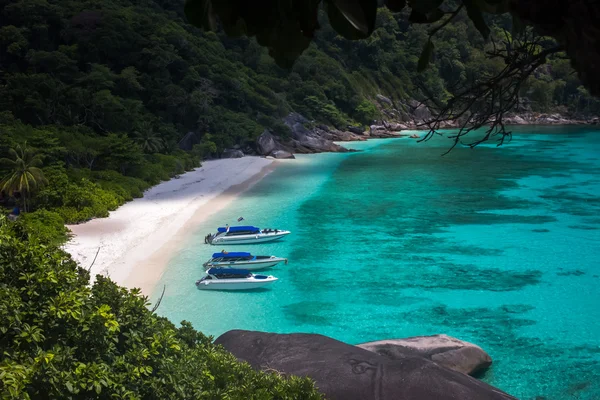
[196,276,278,290]
[205,257,286,271]
[209,231,290,245]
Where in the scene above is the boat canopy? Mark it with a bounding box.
[207,268,251,275]
[217,226,260,233]
[211,252,252,258]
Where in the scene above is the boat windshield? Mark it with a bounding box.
[207,268,252,279]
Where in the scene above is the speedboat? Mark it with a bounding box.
[204,225,291,245]
[195,268,278,290]
[203,251,288,270]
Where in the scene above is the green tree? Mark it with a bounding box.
[354,100,380,125]
[133,121,164,154]
[0,143,47,212]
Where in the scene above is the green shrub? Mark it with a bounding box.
[13,209,70,246]
[92,170,149,200]
[192,140,218,159]
[58,179,120,224]
[354,100,380,125]
[303,96,347,128]
[0,223,323,399]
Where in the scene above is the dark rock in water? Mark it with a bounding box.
[221,149,244,158]
[215,330,515,400]
[271,150,295,159]
[347,125,365,135]
[178,131,201,151]
[357,334,492,376]
[256,129,277,156]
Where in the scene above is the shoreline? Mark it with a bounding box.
[63,157,277,296]
[123,161,279,295]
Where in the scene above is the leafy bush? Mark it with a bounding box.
[354,100,380,125]
[92,170,149,200]
[58,179,120,224]
[303,96,347,128]
[192,137,218,159]
[12,209,70,246]
[0,222,322,399]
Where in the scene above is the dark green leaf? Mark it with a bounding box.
[475,0,510,14]
[409,7,444,23]
[184,0,216,30]
[418,40,434,72]
[511,13,526,36]
[408,0,443,14]
[326,0,377,40]
[293,0,321,37]
[464,0,490,40]
[409,9,428,23]
[385,0,406,12]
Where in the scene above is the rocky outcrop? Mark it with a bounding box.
[376,94,393,106]
[320,129,367,142]
[347,125,366,135]
[271,150,295,159]
[283,113,350,153]
[215,330,516,400]
[177,131,201,151]
[221,149,244,158]
[369,124,408,138]
[357,335,492,376]
[255,113,363,157]
[503,112,591,125]
[256,129,278,155]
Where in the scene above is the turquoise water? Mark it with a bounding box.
[153,127,600,400]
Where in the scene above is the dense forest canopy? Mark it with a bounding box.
[0,0,598,397]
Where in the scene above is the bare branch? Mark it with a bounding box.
[87,247,101,272]
[418,28,563,152]
[151,285,166,313]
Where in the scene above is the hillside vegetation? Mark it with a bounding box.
[2,0,598,225]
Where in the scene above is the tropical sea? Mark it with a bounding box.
[152,126,600,400]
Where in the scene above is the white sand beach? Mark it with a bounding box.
[63,157,276,295]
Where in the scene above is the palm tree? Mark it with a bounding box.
[133,121,164,153]
[0,143,47,212]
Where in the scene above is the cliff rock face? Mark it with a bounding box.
[256,113,367,156]
[283,113,349,153]
[357,334,492,376]
[215,330,516,400]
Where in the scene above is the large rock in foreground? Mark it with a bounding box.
[215,330,515,400]
[357,334,492,376]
